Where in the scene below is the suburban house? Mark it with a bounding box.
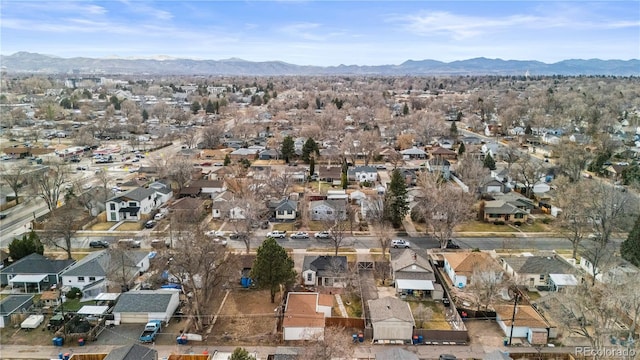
[309,200,347,221]
[317,166,343,184]
[430,146,458,161]
[494,305,550,345]
[483,200,528,223]
[282,292,333,341]
[578,255,639,284]
[111,290,180,324]
[347,166,379,183]
[177,186,202,198]
[481,143,500,158]
[39,290,61,308]
[148,181,173,205]
[480,178,507,195]
[106,187,159,222]
[259,148,280,160]
[169,197,207,222]
[104,343,157,360]
[425,158,451,180]
[400,147,427,160]
[186,179,226,196]
[301,256,348,287]
[500,254,576,289]
[229,148,259,161]
[392,251,436,298]
[0,253,75,292]
[269,198,298,221]
[211,191,234,219]
[0,295,34,328]
[491,193,536,213]
[442,252,500,288]
[60,250,150,298]
[368,297,415,343]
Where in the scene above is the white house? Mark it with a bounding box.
[368,297,415,342]
[271,199,298,221]
[106,187,158,222]
[347,166,379,183]
[500,254,575,289]
[495,305,549,344]
[148,181,173,205]
[309,200,346,221]
[112,290,180,324]
[61,250,150,299]
[443,252,499,289]
[282,292,333,341]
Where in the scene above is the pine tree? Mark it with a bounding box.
[302,138,319,163]
[402,103,409,116]
[384,169,410,227]
[621,215,640,267]
[190,101,201,114]
[250,238,296,303]
[141,109,149,121]
[483,153,496,170]
[281,136,295,163]
[230,347,256,360]
[205,100,216,114]
[458,142,466,155]
[8,231,44,261]
[450,121,458,137]
[223,154,231,166]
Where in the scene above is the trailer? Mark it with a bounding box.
[21,314,44,329]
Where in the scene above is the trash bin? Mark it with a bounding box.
[78,338,85,346]
[413,335,419,344]
[503,338,509,346]
[358,333,364,343]
[63,354,70,360]
[418,335,424,344]
[58,353,63,359]
[352,334,358,343]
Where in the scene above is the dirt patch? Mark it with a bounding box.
[207,289,281,346]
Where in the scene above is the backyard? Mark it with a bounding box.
[407,299,453,330]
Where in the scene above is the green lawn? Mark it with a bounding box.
[60,298,83,312]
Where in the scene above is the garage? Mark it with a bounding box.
[367,297,415,343]
[112,290,179,324]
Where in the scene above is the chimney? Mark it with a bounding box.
[412,251,416,261]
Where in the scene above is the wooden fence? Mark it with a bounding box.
[325,317,365,329]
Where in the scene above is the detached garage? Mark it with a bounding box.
[368,297,415,343]
[0,295,34,328]
[112,290,179,324]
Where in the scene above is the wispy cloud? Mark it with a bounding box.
[277,22,327,41]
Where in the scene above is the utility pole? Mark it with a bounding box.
[508,288,521,346]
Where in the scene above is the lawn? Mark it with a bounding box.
[342,295,363,318]
[407,299,452,330]
[272,222,298,231]
[60,298,83,312]
[90,222,113,231]
[456,220,551,233]
[115,222,143,231]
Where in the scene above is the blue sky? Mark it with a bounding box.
[1,1,638,66]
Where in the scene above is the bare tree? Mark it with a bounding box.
[555,177,591,259]
[414,303,434,329]
[30,162,68,211]
[182,128,199,149]
[359,130,380,166]
[41,208,81,259]
[167,227,235,332]
[415,172,475,249]
[512,154,547,198]
[364,195,393,256]
[297,326,355,360]
[467,266,509,311]
[500,142,522,172]
[167,158,194,191]
[553,140,592,181]
[200,123,225,149]
[455,154,488,198]
[325,218,349,256]
[223,188,269,254]
[0,165,26,204]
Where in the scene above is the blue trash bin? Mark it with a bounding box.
[418,335,424,344]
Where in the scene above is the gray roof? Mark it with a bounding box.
[62,250,148,277]
[376,348,419,360]
[275,199,298,212]
[368,297,414,323]
[112,290,176,313]
[392,251,433,274]
[109,187,156,202]
[0,253,75,275]
[105,343,157,360]
[502,256,574,275]
[303,256,347,277]
[0,294,34,316]
[483,200,525,215]
[347,166,378,175]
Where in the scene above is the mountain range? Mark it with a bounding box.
[1,52,638,76]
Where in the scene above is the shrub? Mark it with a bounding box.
[66,287,82,300]
[494,221,505,225]
[514,221,523,226]
[541,218,553,224]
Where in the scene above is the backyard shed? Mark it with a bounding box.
[111,290,179,324]
[367,297,415,343]
[0,294,34,328]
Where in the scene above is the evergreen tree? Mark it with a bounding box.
[205,100,216,114]
[384,169,410,227]
[341,172,348,190]
[230,347,256,360]
[449,121,458,137]
[301,138,319,163]
[190,101,201,114]
[621,215,640,267]
[223,154,231,166]
[8,231,44,261]
[309,157,315,178]
[250,237,296,303]
[483,153,496,170]
[141,109,149,121]
[281,136,295,163]
[402,103,409,116]
[458,142,466,155]
[524,124,533,135]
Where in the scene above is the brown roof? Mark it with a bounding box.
[430,147,457,155]
[443,252,499,275]
[189,180,225,189]
[495,305,548,329]
[283,293,326,328]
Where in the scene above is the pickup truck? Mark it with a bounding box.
[139,320,162,343]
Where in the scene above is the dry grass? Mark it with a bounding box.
[115,222,142,231]
[407,300,452,330]
[90,222,113,231]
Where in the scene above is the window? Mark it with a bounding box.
[78,277,85,282]
[306,273,313,282]
[129,202,136,207]
[515,213,524,219]
[110,203,116,210]
[539,274,545,280]
[89,277,96,281]
[326,210,333,215]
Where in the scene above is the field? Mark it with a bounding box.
[207,289,281,345]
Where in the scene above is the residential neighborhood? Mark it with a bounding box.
[1,69,639,360]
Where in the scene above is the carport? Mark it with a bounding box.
[9,274,47,293]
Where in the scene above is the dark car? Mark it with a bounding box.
[89,240,109,248]
[446,239,461,249]
[144,220,156,229]
[0,213,7,220]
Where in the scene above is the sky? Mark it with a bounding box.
[1,1,639,66]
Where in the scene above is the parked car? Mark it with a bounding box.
[314,231,331,239]
[290,232,309,239]
[154,212,166,221]
[267,230,287,238]
[229,232,240,240]
[117,239,141,248]
[205,230,224,237]
[391,239,410,248]
[446,239,461,249]
[144,220,156,229]
[89,240,109,248]
[212,237,228,246]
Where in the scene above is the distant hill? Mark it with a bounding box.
[1,52,638,76]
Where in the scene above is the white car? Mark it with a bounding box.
[154,212,166,221]
[212,237,228,246]
[314,231,331,239]
[391,239,411,248]
[205,230,225,237]
[267,230,287,239]
[290,232,309,239]
[82,183,93,190]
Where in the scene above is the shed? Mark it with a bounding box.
[367,297,415,342]
[112,290,179,324]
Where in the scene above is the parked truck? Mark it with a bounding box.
[139,320,162,343]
